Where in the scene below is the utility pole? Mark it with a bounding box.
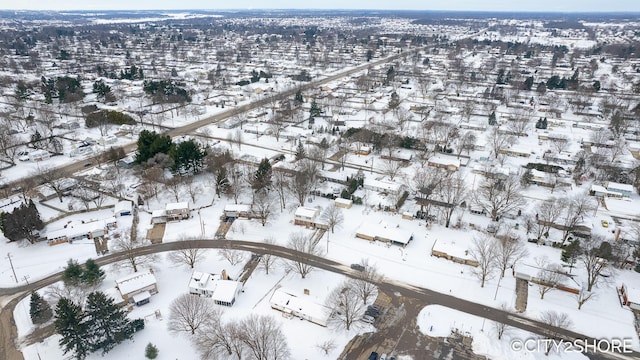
[7,252,18,284]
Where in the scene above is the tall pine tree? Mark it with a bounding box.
[0,199,44,243]
[252,158,272,192]
[82,259,105,287]
[295,140,306,161]
[85,291,133,354]
[561,239,581,273]
[62,259,84,287]
[29,291,53,325]
[55,298,89,360]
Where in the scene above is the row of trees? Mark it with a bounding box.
[168,295,290,360]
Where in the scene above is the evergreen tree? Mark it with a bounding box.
[55,298,89,360]
[62,259,84,287]
[135,130,173,164]
[253,158,273,192]
[488,111,497,126]
[81,259,105,287]
[30,291,53,325]
[561,239,581,273]
[0,199,44,243]
[309,99,322,119]
[295,140,306,161]
[145,343,159,359]
[84,291,133,354]
[170,139,206,175]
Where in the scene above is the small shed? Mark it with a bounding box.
[334,198,353,209]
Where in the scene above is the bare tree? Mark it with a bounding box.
[437,172,467,228]
[228,129,243,150]
[258,238,279,275]
[469,235,498,287]
[351,259,379,304]
[252,190,274,226]
[168,294,218,335]
[561,192,596,242]
[474,176,525,221]
[237,314,290,360]
[194,309,243,360]
[507,110,531,137]
[486,127,515,158]
[492,303,511,340]
[165,176,182,202]
[550,136,569,154]
[286,232,321,279]
[316,339,337,356]
[168,237,208,269]
[45,283,88,307]
[495,236,529,278]
[580,236,613,292]
[538,311,573,355]
[535,256,564,300]
[112,234,155,273]
[575,288,597,310]
[272,171,290,212]
[321,203,344,235]
[183,176,202,204]
[218,246,246,266]
[326,280,366,331]
[383,159,403,181]
[34,166,67,202]
[290,159,319,206]
[534,198,565,241]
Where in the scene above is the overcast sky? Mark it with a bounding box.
[0,0,638,12]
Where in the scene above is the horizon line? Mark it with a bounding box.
[4,8,640,14]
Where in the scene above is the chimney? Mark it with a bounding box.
[221,269,228,280]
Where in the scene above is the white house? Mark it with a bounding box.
[363,179,405,196]
[188,270,243,307]
[115,270,158,306]
[46,219,110,245]
[270,288,331,327]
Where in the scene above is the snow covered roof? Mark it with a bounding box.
[189,271,220,292]
[605,182,634,194]
[224,204,252,212]
[270,288,330,324]
[294,206,319,219]
[364,179,404,193]
[432,238,474,261]
[115,271,156,296]
[428,154,461,168]
[166,202,189,211]
[46,219,107,240]
[151,209,166,217]
[212,280,242,303]
[624,284,640,303]
[356,221,413,245]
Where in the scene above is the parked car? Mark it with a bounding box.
[361,315,375,324]
[350,263,365,272]
[601,220,609,228]
[380,354,388,360]
[368,352,378,360]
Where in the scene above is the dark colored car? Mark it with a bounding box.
[368,352,379,360]
[350,263,365,271]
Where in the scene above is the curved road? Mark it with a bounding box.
[1,239,637,360]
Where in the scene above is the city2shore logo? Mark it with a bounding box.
[510,338,633,354]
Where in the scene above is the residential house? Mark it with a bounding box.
[270,288,331,327]
[294,206,321,227]
[46,219,110,246]
[363,179,405,196]
[334,198,353,209]
[355,221,413,246]
[166,202,190,221]
[115,270,158,306]
[427,154,460,171]
[29,149,50,162]
[431,238,479,267]
[223,204,253,219]
[605,182,635,197]
[620,283,640,310]
[188,270,243,307]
